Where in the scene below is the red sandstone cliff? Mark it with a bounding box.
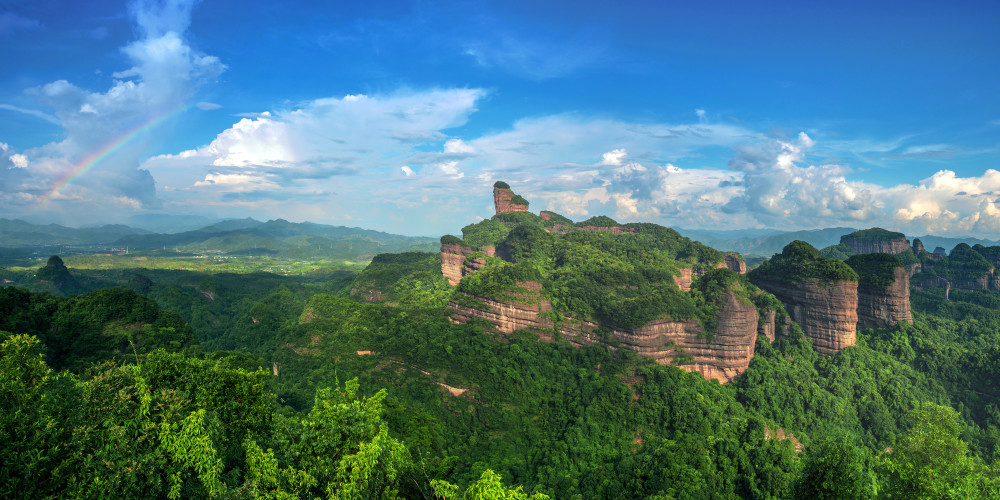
[753,278,858,355]
[724,254,748,274]
[857,267,913,329]
[447,286,761,384]
[494,186,529,214]
[842,236,910,255]
[441,243,475,286]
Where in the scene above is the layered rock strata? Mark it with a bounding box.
[441,243,475,286]
[857,267,913,328]
[448,286,761,384]
[753,279,858,355]
[494,186,529,214]
[842,235,911,255]
[724,254,748,274]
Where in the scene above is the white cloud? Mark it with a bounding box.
[600,148,627,166]
[401,166,415,176]
[9,154,28,168]
[0,0,223,224]
[197,101,222,110]
[444,138,476,155]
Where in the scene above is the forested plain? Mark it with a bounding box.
[3,215,1000,498]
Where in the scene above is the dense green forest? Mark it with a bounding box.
[4,213,1000,498]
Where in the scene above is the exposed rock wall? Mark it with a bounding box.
[448,288,760,384]
[857,267,913,328]
[724,254,748,274]
[673,268,693,291]
[494,186,529,214]
[842,236,910,255]
[441,243,475,286]
[753,279,858,355]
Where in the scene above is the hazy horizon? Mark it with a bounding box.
[2,0,999,237]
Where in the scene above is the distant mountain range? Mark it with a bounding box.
[0,217,438,260]
[676,227,1000,256]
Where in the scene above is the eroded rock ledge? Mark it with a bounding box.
[753,278,858,356]
[447,283,762,384]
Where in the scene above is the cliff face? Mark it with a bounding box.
[754,279,858,355]
[448,288,760,384]
[441,243,475,286]
[724,254,748,274]
[857,267,913,329]
[494,186,529,214]
[842,236,910,255]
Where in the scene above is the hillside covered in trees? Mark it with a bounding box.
[4,187,1000,498]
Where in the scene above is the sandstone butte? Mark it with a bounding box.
[841,230,911,255]
[752,277,858,356]
[440,182,772,384]
[856,266,913,329]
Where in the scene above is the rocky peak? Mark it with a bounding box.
[912,238,925,255]
[493,181,529,215]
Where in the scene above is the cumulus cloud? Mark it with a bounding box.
[141,88,486,219]
[9,154,28,168]
[721,132,880,226]
[0,0,223,223]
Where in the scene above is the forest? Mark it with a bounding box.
[4,213,1000,499]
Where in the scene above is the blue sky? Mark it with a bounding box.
[1,0,999,237]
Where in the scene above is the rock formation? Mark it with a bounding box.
[750,241,859,355]
[912,238,925,255]
[724,253,748,274]
[448,286,762,383]
[493,182,529,214]
[441,242,475,286]
[753,278,858,355]
[841,229,911,255]
[846,254,913,329]
[856,267,912,328]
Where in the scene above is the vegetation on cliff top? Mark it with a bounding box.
[492,181,510,189]
[508,194,530,207]
[841,227,907,243]
[846,253,904,290]
[751,240,859,285]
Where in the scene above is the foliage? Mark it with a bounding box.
[794,435,876,499]
[508,194,530,207]
[846,253,903,290]
[441,235,468,246]
[842,228,906,243]
[347,252,451,308]
[493,181,510,189]
[462,219,511,249]
[576,215,621,227]
[751,240,859,285]
[538,211,574,226]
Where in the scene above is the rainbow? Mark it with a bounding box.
[39,103,193,205]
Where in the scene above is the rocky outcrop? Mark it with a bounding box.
[448,287,761,384]
[842,236,910,255]
[857,267,912,329]
[753,279,858,355]
[441,243,475,286]
[494,185,529,214]
[724,254,748,274]
[912,239,925,255]
[673,268,693,291]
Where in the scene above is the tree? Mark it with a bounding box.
[795,435,876,499]
[879,402,993,499]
